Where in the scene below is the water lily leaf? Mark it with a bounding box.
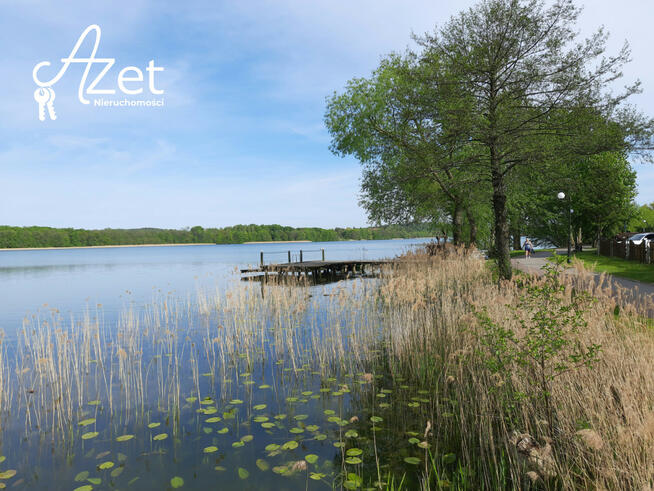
[110,467,124,478]
[0,470,16,480]
[259,384,271,389]
[306,425,319,432]
[88,400,101,406]
[82,432,99,440]
[229,399,243,405]
[241,435,254,443]
[185,397,197,403]
[346,448,363,457]
[170,476,184,488]
[214,466,226,472]
[408,438,420,445]
[370,416,383,423]
[274,414,287,420]
[345,430,358,438]
[254,416,269,423]
[205,417,221,423]
[305,454,318,464]
[237,468,249,479]
[232,441,244,448]
[147,422,161,428]
[116,434,134,442]
[314,433,327,441]
[301,391,313,396]
[203,407,218,415]
[98,461,114,470]
[74,471,89,482]
[345,457,362,465]
[293,414,308,421]
[255,459,269,471]
[0,457,4,463]
[153,433,168,441]
[404,457,421,465]
[217,427,229,434]
[253,404,267,410]
[281,440,298,450]
[203,446,218,453]
[272,466,288,475]
[289,427,304,434]
[78,419,96,427]
[73,486,93,491]
[200,398,214,405]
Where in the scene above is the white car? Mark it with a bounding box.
[628,232,654,245]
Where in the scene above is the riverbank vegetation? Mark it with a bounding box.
[0,222,435,249]
[0,247,652,489]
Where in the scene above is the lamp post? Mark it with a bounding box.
[558,192,572,263]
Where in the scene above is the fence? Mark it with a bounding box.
[598,239,653,264]
[259,248,325,267]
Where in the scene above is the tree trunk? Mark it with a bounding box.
[491,163,512,280]
[511,227,522,250]
[452,202,464,246]
[466,208,477,246]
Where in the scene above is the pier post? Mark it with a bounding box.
[288,250,291,263]
[321,248,325,261]
[300,250,303,263]
[260,251,264,267]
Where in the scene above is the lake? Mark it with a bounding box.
[0,239,429,339]
[0,239,441,490]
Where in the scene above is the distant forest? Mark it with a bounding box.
[0,223,435,249]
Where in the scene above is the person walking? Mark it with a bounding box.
[524,238,534,259]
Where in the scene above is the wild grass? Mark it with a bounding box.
[0,248,652,489]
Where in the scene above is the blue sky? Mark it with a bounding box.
[1,0,653,229]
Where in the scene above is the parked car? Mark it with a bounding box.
[626,232,654,245]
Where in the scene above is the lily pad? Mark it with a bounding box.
[237,468,249,479]
[0,470,16,480]
[153,433,168,441]
[98,461,114,470]
[228,399,243,405]
[404,457,421,465]
[82,432,99,440]
[305,454,319,464]
[74,471,89,482]
[232,441,244,448]
[116,434,134,442]
[147,422,161,429]
[346,448,363,456]
[78,419,96,427]
[170,476,184,488]
[256,459,269,471]
[281,440,298,450]
[253,404,267,410]
[265,443,280,452]
[73,486,93,491]
[203,446,218,453]
[205,417,222,423]
[241,435,254,443]
[345,457,362,465]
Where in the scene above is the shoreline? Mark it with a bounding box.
[0,243,217,252]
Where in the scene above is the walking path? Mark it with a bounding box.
[511,249,654,317]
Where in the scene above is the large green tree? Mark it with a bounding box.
[327,0,652,279]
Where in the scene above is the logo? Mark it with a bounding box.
[32,24,165,121]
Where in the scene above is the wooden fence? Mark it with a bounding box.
[598,239,653,264]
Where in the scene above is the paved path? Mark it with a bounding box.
[511,249,654,317]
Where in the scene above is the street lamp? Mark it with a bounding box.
[558,192,572,263]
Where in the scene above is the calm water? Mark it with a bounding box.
[0,239,429,338]
[0,239,443,490]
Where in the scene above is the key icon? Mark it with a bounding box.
[46,87,57,120]
[33,88,50,122]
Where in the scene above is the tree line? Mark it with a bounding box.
[325,0,654,279]
[0,223,435,249]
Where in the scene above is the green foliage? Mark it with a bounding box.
[476,254,601,434]
[0,223,436,249]
[629,203,654,232]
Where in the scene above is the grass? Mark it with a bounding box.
[573,250,654,283]
[509,248,554,258]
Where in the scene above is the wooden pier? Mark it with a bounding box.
[240,248,390,278]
